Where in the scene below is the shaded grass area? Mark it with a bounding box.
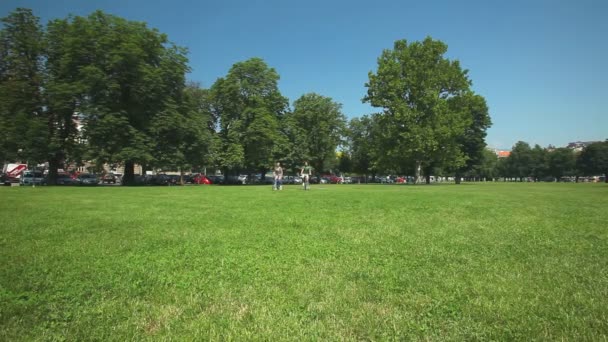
[1,183,607,340]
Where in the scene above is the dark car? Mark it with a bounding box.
[1,173,11,186]
[133,175,147,185]
[167,175,181,185]
[207,175,224,185]
[148,174,173,186]
[77,173,99,186]
[56,174,79,185]
[182,174,193,184]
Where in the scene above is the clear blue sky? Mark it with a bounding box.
[2,0,607,149]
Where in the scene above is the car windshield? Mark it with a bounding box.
[79,174,95,178]
[24,172,43,178]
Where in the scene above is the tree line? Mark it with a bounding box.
[0,9,349,185]
[489,141,607,182]
[3,9,604,185]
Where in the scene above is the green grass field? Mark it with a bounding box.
[1,183,607,340]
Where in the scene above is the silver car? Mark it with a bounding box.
[77,173,99,185]
[20,171,46,186]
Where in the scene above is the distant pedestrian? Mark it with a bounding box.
[300,161,312,190]
[273,162,283,190]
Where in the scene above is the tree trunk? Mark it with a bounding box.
[423,164,432,184]
[455,171,462,185]
[141,162,148,177]
[605,172,607,183]
[261,168,267,184]
[47,156,60,185]
[123,160,135,185]
[415,161,422,184]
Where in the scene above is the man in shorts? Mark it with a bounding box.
[273,162,283,190]
[300,161,312,190]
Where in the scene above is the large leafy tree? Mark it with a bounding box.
[529,144,549,181]
[364,37,481,184]
[577,141,608,183]
[44,15,88,183]
[348,115,382,179]
[507,141,533,181]
[449,93,492,183]
[211,58,288,176]
[180,84,218,172]
[149,84,217,178]
[0,8,46,165]
[50,11,189,184]
[477,148,499,180]
[286,93,346,174]
[547,148,576,181]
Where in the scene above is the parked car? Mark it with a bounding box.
[254,173,275,185]
[207,175,224,185]
[77,173,99,186]
[20,171,46,186]
[132,175,147,185]
[101,174,117,184]
[182,174,193,184]
[147,174,172,186]
[192,174,212,185]
[167,175,181,185]
[56,173,79,185]
[1,173,11,186]
[328,175,343,184]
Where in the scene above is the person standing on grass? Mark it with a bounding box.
[273,162,283,190]
[300,161,312,190]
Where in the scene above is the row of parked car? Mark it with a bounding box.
[0,171,104,186]
[128,174,215,186]
[4,171,402,186]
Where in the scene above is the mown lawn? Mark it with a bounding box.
[1,183,607,340]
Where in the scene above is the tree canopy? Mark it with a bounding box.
[286,93,346,174]
[364,37,489,183]
[210,58,288,176]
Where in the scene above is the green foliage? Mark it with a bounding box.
[449,93,492,179]
[1,184,608,340]
[286,93,346,173]
[547,148,576,180]
[43,11,190,183]
[210,58,288,173]
[364,37,480,178]
[0,8,46,163]
[577,140,608,181]
[180,84,218,170]
[463,148,498,180]
[505,141,533,179]
[337,151,353,174]
[348,115,382,175]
